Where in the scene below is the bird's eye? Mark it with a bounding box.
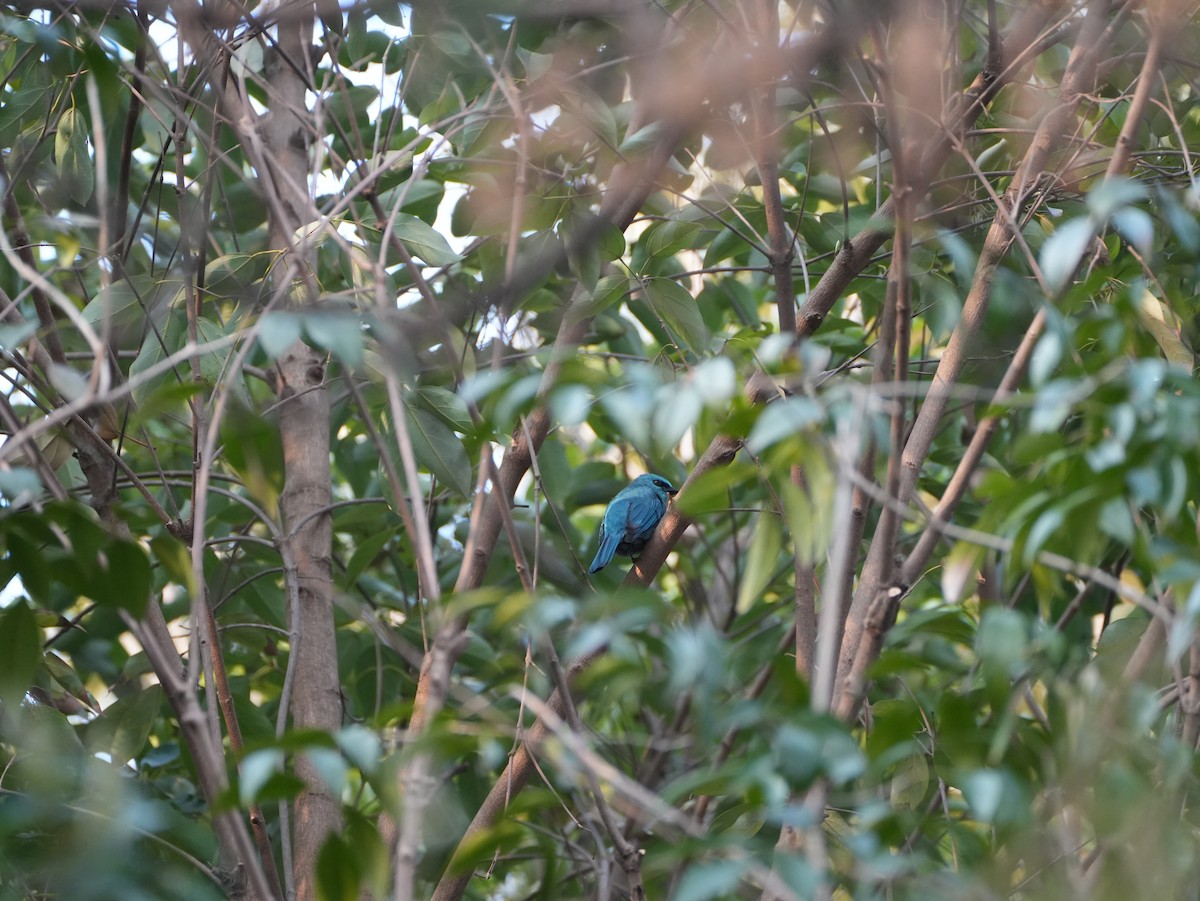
[655,479,669,489]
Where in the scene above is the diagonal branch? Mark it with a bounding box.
[834,0,1114,718]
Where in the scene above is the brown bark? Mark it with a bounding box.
[188,4,345,898]
[833,0,1112,718]
[794,1,1064,339]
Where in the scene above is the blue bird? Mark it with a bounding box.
[588,473,679,573]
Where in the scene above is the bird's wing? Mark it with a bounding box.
[622,492,665,540]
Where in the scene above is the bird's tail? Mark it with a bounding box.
[589,530,620,573]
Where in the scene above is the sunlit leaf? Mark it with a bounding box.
[1040,217,1094,293]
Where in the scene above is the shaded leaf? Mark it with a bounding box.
[643,277,708,354]
[0,599,40,705]
[55,107,93,204]
[403,404,472,497]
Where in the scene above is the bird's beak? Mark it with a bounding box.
[668,487,679,496]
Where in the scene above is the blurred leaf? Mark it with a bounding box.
[47,363,89,402]
[941,541,981,603]
[1087,177,1146,221]
[0,467,42,502]
[746,398,823,454]
[1136,288,1191,367]
[1040,217,1094,293]
[1111,207,1153,257]
[317,831,362,901]
[335,725,382,775]
[619,121,668,156]
[653,384,702,453]
[0,318,37,350]
[0,599,40,705]
[673,860,747,901]
[259,311,303,359]
[976,608,1027,680]
[240,749,285,807]
[961,768,1030,828]
[737,512,783,611]
[303,310,364,368]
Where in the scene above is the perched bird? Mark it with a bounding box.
[588,474,679,574]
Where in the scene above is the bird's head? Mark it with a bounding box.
[635,473,678,499]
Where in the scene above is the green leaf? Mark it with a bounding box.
[316,831,363,901]
[889,754,930,810]
[55,107,93,204]
[0,319,37,351]
[673,860,747,901]
[576,275,633,319]
[975,608,1027,679]
[1112,207,1153,257]
[47,362,89,402]
[87,684,163,764]
[335,724,382,776]
[1087,177,1147,221]
[0,599,40,705]
[745,398,823,454]
[205,251,273,300]
[567,238,600,294]
[737,513,783,611]
[0,467,42,502]
[1040,217,1094,293]
[302,311,364,368]
[642,277,708,354]
[258,311,303,359]
[403,404,472,497]
[412,386,472,432]
[150,534,194,594]
[516,47,554,81]
[342,527,395,589]
[653,384,702,453]
[940,541,982,603]
[240,749,285,807]
[392,212,460,266]
[961,768,1029,827]
[95,539,153,617]
[674,462,753,517]
[619,121,668,156]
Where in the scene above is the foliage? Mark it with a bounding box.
[0,1,1199,900]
